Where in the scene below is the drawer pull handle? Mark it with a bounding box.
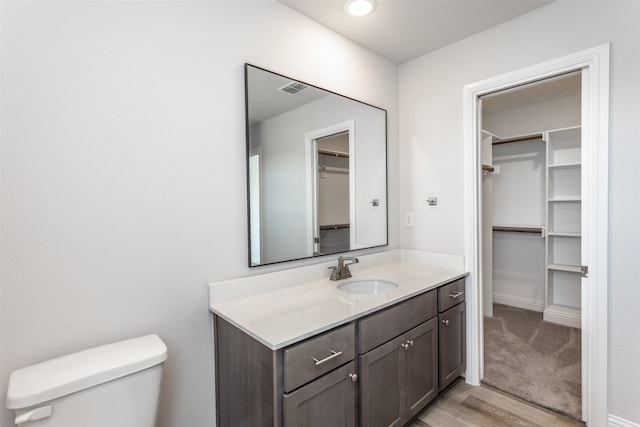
[442,319,450,325]
[348,373,358,383]
[313,350,342,366]
[448,291,464,299]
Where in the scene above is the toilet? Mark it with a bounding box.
[5,334,167,426]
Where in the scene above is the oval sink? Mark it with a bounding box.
[337,279,398,295]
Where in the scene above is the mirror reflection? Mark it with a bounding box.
[245,64,387,266]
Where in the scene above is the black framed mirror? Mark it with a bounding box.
[245,64,388,266]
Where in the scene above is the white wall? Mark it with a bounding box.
[492,140,546,310]
[492,140,546,227]
[483,94,581,138]
[0,2,399,426]
[399,1,640,423]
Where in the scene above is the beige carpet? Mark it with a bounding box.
[483,304,582,421]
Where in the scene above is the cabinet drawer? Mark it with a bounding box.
[359,290,437,354]
[438,278,465,312]
[284,323,355,393]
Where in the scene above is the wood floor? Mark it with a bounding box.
[409,380,585,427]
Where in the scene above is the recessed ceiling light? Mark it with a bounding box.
[344,0,376,17]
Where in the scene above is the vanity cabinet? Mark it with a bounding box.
[215,318,357,427]
[213,277,466,427]
[358,290,438,427]
[437,278,466,390]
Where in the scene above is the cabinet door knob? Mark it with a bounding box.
[442,319,450,325]
[348,373,358,383]
[401,343,409,350]
[406,339,414,347]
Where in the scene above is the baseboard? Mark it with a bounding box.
[609,414,640,427]
[543,305,581,329]
[492,292,544,312]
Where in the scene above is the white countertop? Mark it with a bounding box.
[209,250,468,350]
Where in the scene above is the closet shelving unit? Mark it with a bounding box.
[544,126,582,328]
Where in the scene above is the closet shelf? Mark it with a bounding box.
[318,149,349,158]
[492,133,543,145]
[548,162,581,169]
[548,197,581,202]
[548,231,581,237]
[547,263,582,273]
[319,223,350,231]
[319,165,348,174]
[493,225,545,235]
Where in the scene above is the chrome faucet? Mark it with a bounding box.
[329,256,359,281]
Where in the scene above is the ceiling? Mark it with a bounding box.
[246,65,329,125]
[279,0,553,64]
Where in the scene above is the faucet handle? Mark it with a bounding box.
[342,265,353,279]
[328,266,339,281]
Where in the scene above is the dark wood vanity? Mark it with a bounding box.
[213,276,466,427]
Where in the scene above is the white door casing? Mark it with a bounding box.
[305,121,356,255]
[462,44,609,426]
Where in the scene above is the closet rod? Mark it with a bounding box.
[319,223,350,231]
[493,225,544,235]
[492,133,543,145]
[318,149,349,158]
[319,165,348,174]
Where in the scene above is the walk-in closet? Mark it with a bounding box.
[480,72,584,420]
[316,132,350,255]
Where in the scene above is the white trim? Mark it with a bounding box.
[248,147,263,265]
[347,123,357,249]
[492,293,545,313]
[463,44,609,426]
[609,414,640,427]
[305,120,355,255]
[543,304,581,329]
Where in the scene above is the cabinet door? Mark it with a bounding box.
[403,317,439,421]
[359,336,403,427]
[283,361,357,427]
[439,301,466,390]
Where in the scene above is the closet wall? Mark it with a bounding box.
[482,74,581,315]
[491,137,546,311]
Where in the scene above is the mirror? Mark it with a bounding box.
[245,64,387,266]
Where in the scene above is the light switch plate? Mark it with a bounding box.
[405,212,414,227]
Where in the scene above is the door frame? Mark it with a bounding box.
[305,120,355,255]
[462,44,609,425]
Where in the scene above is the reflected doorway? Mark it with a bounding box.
[249,148,262,265]
[313,132,350,256]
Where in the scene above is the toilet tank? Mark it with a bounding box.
[6,334,167,427]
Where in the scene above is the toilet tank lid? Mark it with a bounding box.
[6,334,167,410]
